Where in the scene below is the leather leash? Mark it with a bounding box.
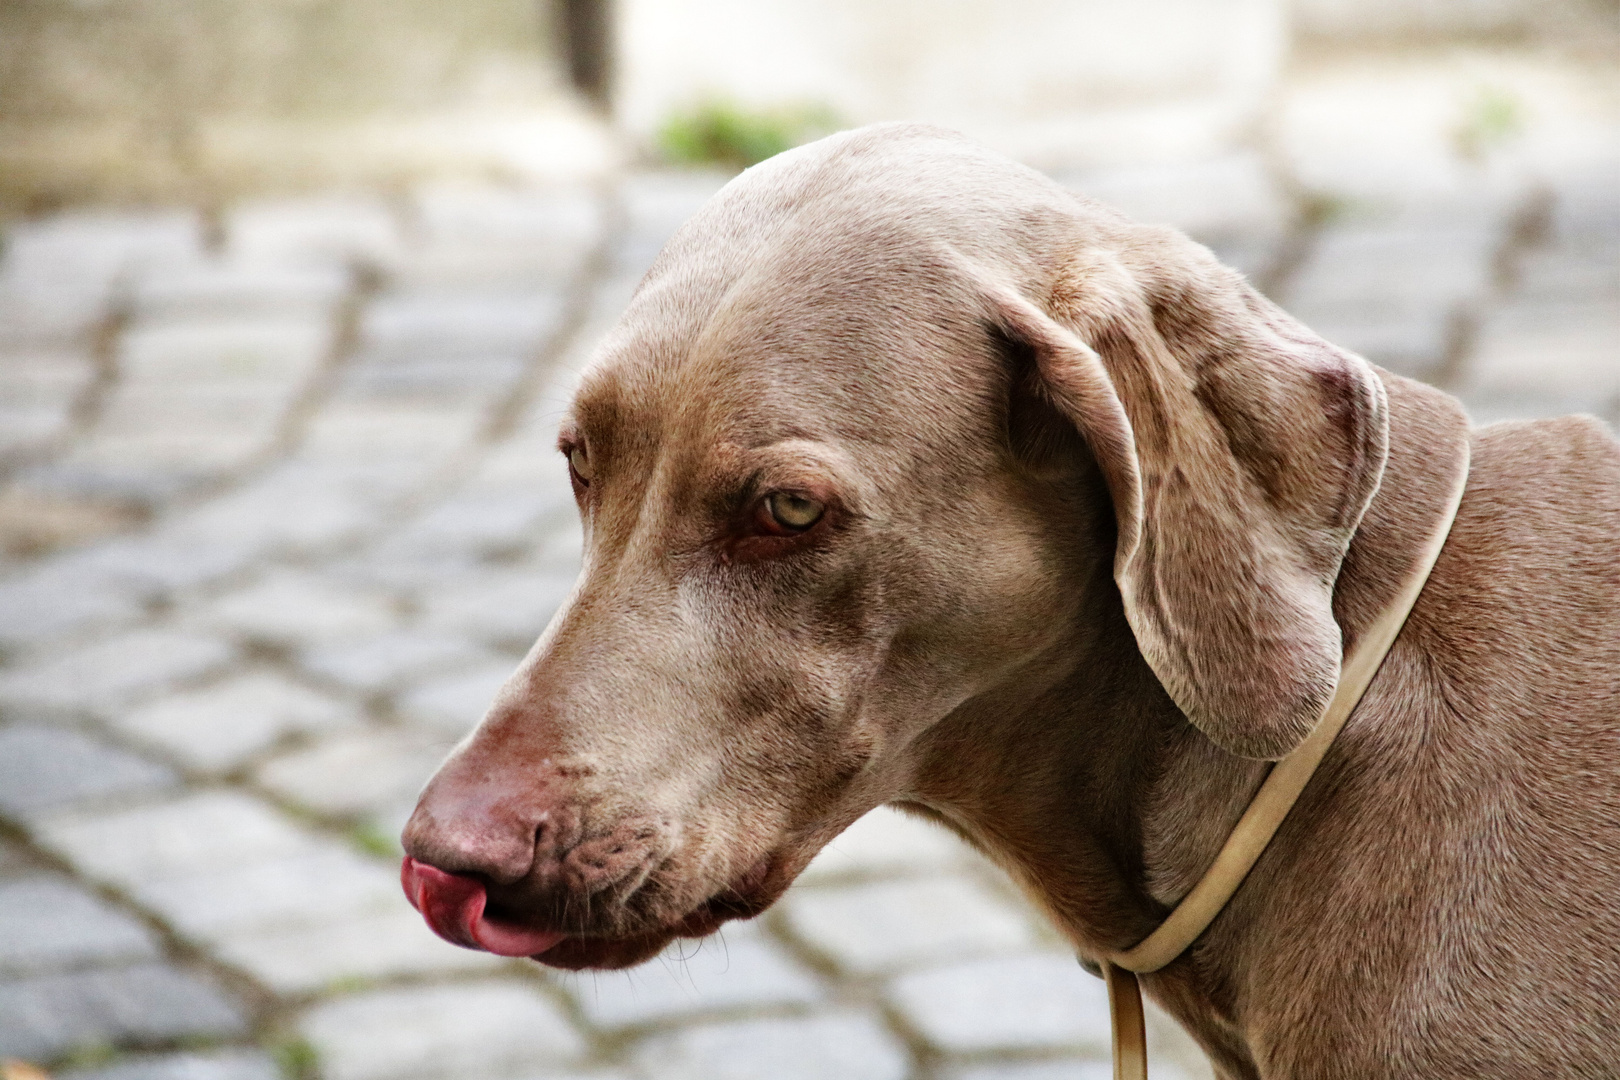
[1096,442,1471,1080]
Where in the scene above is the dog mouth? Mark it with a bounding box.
[400,854,778,970]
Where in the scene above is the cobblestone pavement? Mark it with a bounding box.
[0,54,1615,1080]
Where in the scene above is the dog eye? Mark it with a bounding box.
[765,492,824,531]
[568,446,593,484]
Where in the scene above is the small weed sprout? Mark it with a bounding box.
[1454,85,1526,162]
[658,100,840,170]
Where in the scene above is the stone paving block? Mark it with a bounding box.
[253,728,452,818]
[113,673,358,773]
[943,1053,1210,1080]
[118,317,330,386]
[394,661,516,736]
[1463,301,1620,421]
[61,1049,280,1080]
[217,905,504,994]
[0,963,247,1064]
[227,198,404,270]
[0,346,94,451]
[569,922,822,1029]
[415,183,601,251]
[1065,152,1289,252]
[381,492,571,561]
[415,571,576,647]
[0,725,177,821]
[57,528,266,595]
[0,568,145,651]
[0,629,235,714]
[799,805,977,884]
[632,1011,910,1080]
[35,791,315,887]
[129,843,400,945]
[1282,220,1498,378]
[200,572,398,647]
[0,211,200,343]
[886,951,1110,1056]
[300,631,494,693]
[940,1062,1112,1080]
[132,261,350,321]
[360,292,564,357]
[299,980,585,1080]
[338,349,529,409]
[299,401,483,466]
[779,876,1037,975]
[175,463,387,552]
[0,877,162,975]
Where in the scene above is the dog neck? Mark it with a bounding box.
[902,370,1472,1042]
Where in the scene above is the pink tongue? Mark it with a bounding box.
[401,857,567,958]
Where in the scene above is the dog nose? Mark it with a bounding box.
[401,749,552,885]
[401,857,567,957]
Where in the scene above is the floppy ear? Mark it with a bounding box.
[988,237,1389,759]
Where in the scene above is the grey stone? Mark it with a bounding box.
[132,261,350,321]
[0,629,235,714]
[0,725,176,821]
[394,661,515,736]
[113,673,358,773]
[297,400,484,471]
[780,876,1037,975]
[253,728,452,818]
[382,491,572,561]
[200,572,399,647]
[799,805,977,884]
[0,210,199,343]
[940,1063,1113,1080]
[227,197,404,270]
[886,951,1111,1056]
[414,571,575,648]
[570,923,823,1029]
[299,980,585,1080]
[34,791,315,887]
[175,463,386,552]
[0,877,162,975]
[301,631,494,693]
[944,1054,1211,1080]
[217,906,504,994]
[359,292,562,359]
[60,527,266,594]
[0,963,247,1064]
[414,183,601,252]
[128,843,401,944]
[0,569,145,651]
[61,1049,280,1080]
[632,1011,910,1080]
[1463,301,1620,420]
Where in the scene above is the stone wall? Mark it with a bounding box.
[0,0,601,209]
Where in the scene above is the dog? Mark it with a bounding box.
[401,124,1620,1078]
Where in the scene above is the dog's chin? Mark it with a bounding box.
[531,857,784,971]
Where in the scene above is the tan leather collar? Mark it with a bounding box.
[1099,439,1472,1079]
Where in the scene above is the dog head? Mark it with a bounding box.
[401,124,1389,969]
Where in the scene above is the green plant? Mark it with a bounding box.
[274,1036,320,1080]
[658,100,840,170]
[347,820,399,859]
[1454,85,1525,162]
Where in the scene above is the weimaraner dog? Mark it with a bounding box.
[401,124,1620,1078]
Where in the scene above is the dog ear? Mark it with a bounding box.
[987,239,1389,759]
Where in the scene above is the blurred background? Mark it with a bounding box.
[0,1,1615,1079]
